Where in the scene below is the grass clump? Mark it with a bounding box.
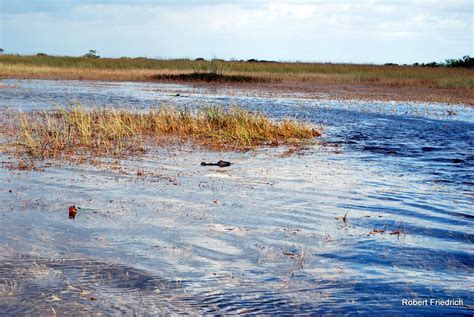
[151,72,276,83]
[11,105,320,160]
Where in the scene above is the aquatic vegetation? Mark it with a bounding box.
[389,221,406,236]
[1,54,473,89]
[335,211,349,223]
[7,104,320,161]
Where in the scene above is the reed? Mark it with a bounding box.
[9,104,320,160]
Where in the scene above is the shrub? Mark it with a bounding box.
[445,55,473,68]
[83,50,100,58]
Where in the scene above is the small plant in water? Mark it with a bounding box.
[390,221,406,236]
[336,211,349,223]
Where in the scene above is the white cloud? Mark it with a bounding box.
[1,0,472,63]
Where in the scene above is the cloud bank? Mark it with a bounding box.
[1,0,472,63]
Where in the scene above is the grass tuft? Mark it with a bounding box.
[8,104,321,160]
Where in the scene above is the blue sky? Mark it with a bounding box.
[0,0,472,63]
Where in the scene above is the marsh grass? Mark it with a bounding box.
[9,105,320,161]
[1,55,473,89]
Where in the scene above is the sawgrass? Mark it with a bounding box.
[1,54,472,89]
[9,104,321,160]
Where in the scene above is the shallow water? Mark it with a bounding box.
[0,80,473,315]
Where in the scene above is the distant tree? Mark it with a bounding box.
[422,62,440,67]
[445,55,473,68]
[415,56,472,68]
[36,53,48,56]
[245,58,276,63]
[0,48,4,54]
[83,50,100,58]
[384,63,399,66]
[195,57,205,61]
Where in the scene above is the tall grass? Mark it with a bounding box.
[1,54,472,89]
[12,105,320,160]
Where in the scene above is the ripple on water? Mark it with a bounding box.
[0,79,473,314]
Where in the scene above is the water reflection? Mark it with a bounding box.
[0,80,472,314]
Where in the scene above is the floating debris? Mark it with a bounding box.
[68,205,77,219]
[370,227,386,235]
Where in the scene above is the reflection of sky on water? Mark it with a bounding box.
[0,80,472,315]
[1,79,473,122]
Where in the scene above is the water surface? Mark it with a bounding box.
[0,80,472,315]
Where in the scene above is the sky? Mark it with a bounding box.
[0,0,472,64]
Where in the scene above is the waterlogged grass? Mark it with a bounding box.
[1,55,472,89]
[8,105,320,161]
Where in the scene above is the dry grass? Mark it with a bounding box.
[1,55,473,89]
[4,105,320,161]
[0,63,160,81]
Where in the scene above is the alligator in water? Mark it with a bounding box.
[201,160,232,167]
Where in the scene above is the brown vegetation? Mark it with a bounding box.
[2,105,320,162]
[1,54,473,87]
